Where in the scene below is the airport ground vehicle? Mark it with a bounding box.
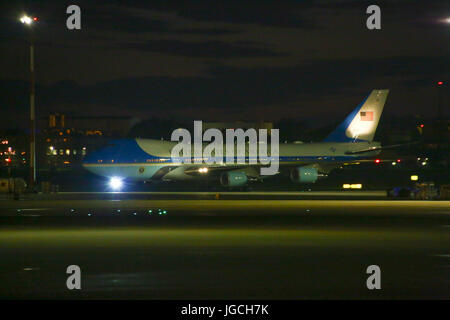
[388,182,439,200]
[0,178,27,194]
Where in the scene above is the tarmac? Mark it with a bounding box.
[0,194,448,299]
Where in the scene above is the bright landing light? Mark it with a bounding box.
[109,177,123,190]
[343,183,362,189]
[20,16,33,25]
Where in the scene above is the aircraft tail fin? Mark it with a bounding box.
[323,89,389,143]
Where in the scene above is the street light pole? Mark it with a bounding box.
[436,81,445,158]
[30,41,36,188]
[20,15,37,189]
[437,81,443,121]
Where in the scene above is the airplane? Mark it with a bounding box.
[83,89,391,189]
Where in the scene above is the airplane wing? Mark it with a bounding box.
[183,164,258,176]
[345,141,420,155]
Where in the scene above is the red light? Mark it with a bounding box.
[375,159,381,164]
[420,124,424,128]
[437,81,443,85]
[5,158,11,163]
[33,17,38,21]
[397,159,401,163]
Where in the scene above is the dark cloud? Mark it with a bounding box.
[0,0,448,129]
[1,55,445,117]
[172,4,317,29]
[85,8,241,35]
[119,39,282,58]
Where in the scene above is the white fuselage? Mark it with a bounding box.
[82,138,381,181]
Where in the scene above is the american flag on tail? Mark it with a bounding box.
[360,111,373,121]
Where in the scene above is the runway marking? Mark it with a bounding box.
[58,191,388,196]
[23,267,40,271]
[433,254,450,258]
[0,228,447,251]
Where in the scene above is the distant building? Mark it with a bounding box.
[46,113,137,137]
[0,132,28,170]
[40,113,138,168]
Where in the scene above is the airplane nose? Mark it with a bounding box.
[82,151,98,175]
[81,139,124,170]
[82,149,101,166]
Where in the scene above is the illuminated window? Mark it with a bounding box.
[73,150,77,155]
[59,149,63,155]
[66,149,70,155]
[49,115,56,127]
[86,130,103,136]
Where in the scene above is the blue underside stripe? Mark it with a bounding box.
[85,155,363,165]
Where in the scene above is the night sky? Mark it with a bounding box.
[0,0,448,130]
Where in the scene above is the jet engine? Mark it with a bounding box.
[290,167,319,183]
[220,171,248,187]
